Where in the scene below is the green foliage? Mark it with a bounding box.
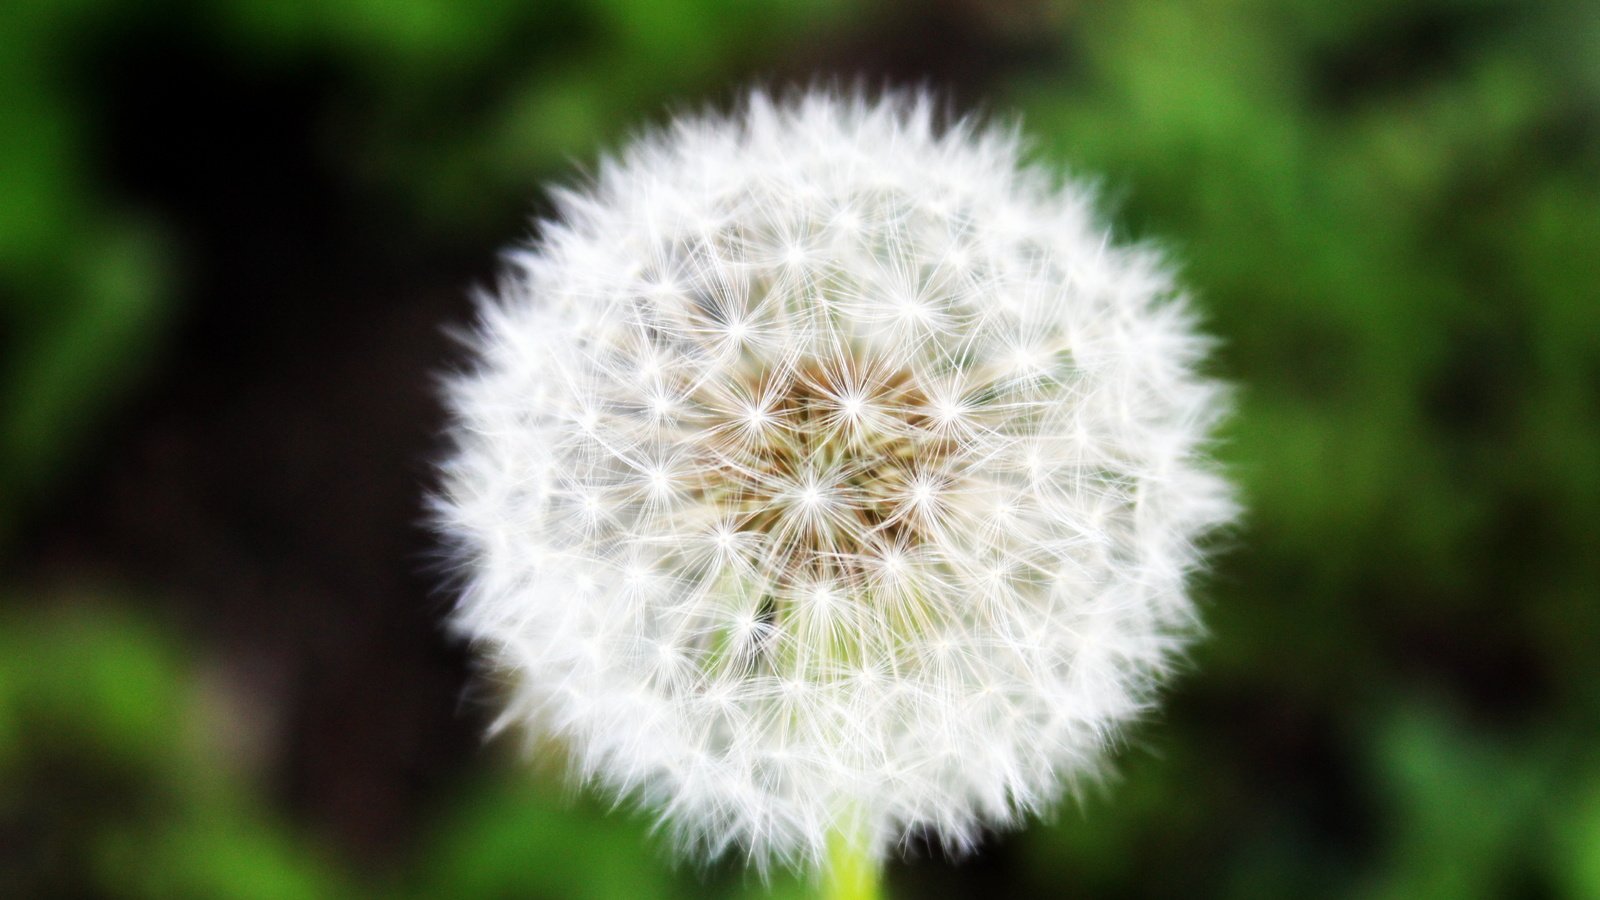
[410,775,676,900]
[0,2,175,534]
[0,602,345,898]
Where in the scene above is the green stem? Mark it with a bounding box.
[822,827,882,900]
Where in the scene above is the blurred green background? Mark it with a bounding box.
[3,0,1598,896]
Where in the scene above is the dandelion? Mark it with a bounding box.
[437,89,1236,894]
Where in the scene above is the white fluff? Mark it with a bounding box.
[438,89,1236,869]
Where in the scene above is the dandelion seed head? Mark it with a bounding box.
[439,89,1236,869]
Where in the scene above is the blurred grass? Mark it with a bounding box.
[3,0,1598,896]
[0,601,344,898]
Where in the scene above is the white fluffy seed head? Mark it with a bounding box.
[438,89,1236,869]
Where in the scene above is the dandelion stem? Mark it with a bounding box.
[822,827,882,900]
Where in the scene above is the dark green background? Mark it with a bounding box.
[3,0,1598,896]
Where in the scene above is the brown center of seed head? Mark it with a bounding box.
[688,352,961,588]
